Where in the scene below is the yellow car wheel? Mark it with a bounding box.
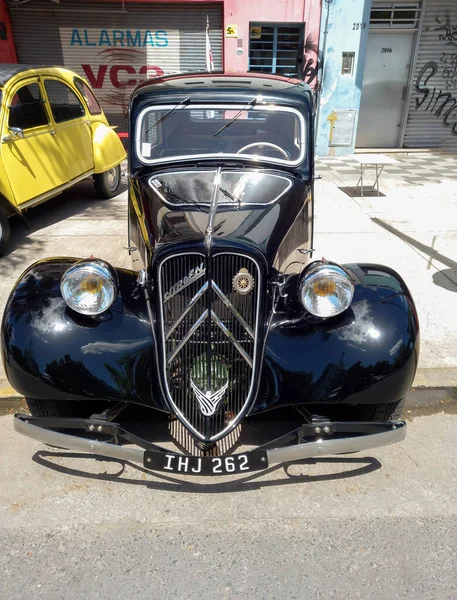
[93,164,122,199]
[0,210,11,256]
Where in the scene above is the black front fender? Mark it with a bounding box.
[1,258,167,410]
[253,263,420,412]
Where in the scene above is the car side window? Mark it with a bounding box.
[44,79,85,123]
[74,78,102,115]
[8,82,48,130]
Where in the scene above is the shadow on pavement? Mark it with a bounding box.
[31,451,382,492]
[432,268,457,291]
[372,217,457,289]
[0,178,127,274]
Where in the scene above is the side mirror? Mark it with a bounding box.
[3,127,24,142]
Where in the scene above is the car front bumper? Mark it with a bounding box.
[14,413,406,475]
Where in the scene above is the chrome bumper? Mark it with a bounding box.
[14,414,406,471]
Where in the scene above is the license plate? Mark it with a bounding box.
[143,450,268,476]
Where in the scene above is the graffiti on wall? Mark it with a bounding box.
[301,33,322,88]
[415,62,457,134]
[440,52,457,90]
[414,15,457,135]
[61,28,175,126]
[434,14,457,47]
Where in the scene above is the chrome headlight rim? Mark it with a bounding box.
[60,260,117,316]
[299,262,354,318]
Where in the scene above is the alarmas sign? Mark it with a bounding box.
[60,27,178,121]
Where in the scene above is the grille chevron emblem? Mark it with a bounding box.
[190,379,229,416]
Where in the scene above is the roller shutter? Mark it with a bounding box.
[7,0,223,129]
[404,0,457,149]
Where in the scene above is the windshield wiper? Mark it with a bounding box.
[213,97,258,137]
[145,97,190,134]
[219,187,241,207]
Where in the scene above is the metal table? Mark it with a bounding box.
[352,154,399,197]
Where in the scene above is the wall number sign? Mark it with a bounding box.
[352,22,367,30]
[381,48,393,53]
[226,25,238,38]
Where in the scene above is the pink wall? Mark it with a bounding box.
[223,0,321,83]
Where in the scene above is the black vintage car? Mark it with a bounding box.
[3,73,419,476]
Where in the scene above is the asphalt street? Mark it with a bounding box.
[1,411,457,599]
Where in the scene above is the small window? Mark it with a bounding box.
[249,23,303,77]
[8,82,48,130]
[44,79,85,123]
[74,78,102,115]
[370,3,420,29]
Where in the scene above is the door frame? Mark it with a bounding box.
[398,2,427,147]
[0,75,65,205]
[358,0,425,148]
[40,75,94,178]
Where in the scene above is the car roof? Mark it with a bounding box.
[0,64,83,87]
[133,72,312,103]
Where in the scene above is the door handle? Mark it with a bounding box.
[50,130,56,135]
[85,121,91,126]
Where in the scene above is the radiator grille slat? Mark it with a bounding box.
[158,252,261,442]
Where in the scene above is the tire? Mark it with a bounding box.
[0,210,11,255]
[93,164,122,199]
[323,398,405,422]
[372,398,405,421]
[26,398,108,419]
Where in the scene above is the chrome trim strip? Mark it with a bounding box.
[19,170,94,211]
[135,104,307,168]
[210,310,253,368]
[205,167,222,249]
[165,281,208,340]
[14,417,407,468]
[148,170,293,209]
[212,282,254,339]
[167,309,209,364]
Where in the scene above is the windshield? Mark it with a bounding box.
[149,170,293,207]
[135,104,306,166]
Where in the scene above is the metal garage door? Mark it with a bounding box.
[404,0,457,149]
[8,0,223,130]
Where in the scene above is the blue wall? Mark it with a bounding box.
[316,0,372,156]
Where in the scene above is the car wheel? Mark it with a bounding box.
[25,398,109,419]
[93,164,121,199]
[0,210,11,255]
[372,398,405,421]
[327,398,405,422]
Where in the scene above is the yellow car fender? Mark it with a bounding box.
[91,122,126,174]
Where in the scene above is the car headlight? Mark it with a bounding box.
[61,261,117,315]
[299,263,354,318]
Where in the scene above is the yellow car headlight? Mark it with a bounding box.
[61,261,117,315]
[299,263,354,317]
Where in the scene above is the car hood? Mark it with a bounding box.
[131,167,311,265]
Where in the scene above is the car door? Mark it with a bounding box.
[1,77,69,206]
[43,77,94,180]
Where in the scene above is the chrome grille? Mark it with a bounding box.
[158,253,260,442]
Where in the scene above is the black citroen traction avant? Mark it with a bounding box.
[2,73,419,477]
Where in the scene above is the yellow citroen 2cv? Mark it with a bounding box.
[0,65,126,252]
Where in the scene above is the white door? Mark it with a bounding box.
[356,31,415,148]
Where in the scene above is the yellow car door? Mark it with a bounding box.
[43,77,94,180]
[1,77,69,206]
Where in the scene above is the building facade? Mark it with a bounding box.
[317,0,457,155]
[1,0,321,131]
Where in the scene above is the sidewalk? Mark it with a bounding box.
[315,152,457,387]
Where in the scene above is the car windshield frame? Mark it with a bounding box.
[134,103,307,168]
